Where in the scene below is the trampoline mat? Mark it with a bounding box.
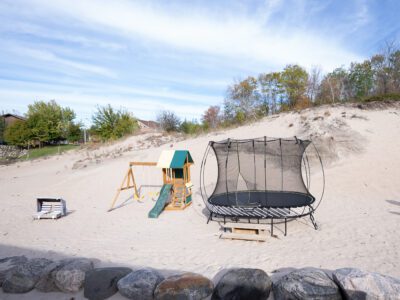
[208,191,315,208]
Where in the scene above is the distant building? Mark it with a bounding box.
[2,113,26,127]
[137,119,160,130]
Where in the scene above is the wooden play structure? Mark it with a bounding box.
[108,150,194,218]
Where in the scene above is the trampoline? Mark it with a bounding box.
[200,137,325,235]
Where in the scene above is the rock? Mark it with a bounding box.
[84,267,132,300]
[0,256,28,286]
[273,268,341,300]
[54,258,94,293]
[35,261,66,292]
[117,268,164,300]
[212,268,271,300]
[2,258,53,293]
[333,268,400,300]
[155,272,213,300]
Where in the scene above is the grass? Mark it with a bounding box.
[21,144,79,160]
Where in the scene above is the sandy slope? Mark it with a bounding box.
[0,102,400,298]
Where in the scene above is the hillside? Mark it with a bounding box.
[0,102,399,294]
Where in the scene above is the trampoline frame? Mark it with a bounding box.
[200,137,325,236]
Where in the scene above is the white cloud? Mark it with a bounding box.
[23,0,362,71]
[6,44,117,78]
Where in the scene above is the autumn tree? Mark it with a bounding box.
[318,67,349,104]
[224,76,265,122]
[202,105,221,128]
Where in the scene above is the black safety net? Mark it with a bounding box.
[208,137,315,209]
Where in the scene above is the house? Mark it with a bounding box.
[2,113,26,127]
[137,119,160,130]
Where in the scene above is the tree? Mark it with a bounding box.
[157,110,181,132]
[307,66,322,103]
[26,100,77,145]
[4,120,32,147]
[258,72,284,114]
[318,67,349,104]
[180,119,202,135]
[280,65,309,109]
[92,105,138,141]
[226,76,261,120]
[67,122,83,143]
[202,105,221,129]
[0,114,5,144]
[348,60,374,98]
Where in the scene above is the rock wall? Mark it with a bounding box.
[1,256,400,299]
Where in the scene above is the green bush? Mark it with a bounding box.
[92,105,138,141]
[4,120,32,147]
[180,120,203,135]
[361,93,400,102]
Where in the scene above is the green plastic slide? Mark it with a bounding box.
[148,184,172,218]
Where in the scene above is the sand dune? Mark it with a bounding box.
[1,102,400,293]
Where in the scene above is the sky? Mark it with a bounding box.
[0,0,399,125]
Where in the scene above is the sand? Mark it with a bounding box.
[1,102,400,298]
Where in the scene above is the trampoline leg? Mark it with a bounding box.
[223,216,226,224]
[284,218,287,236]
[207,212,213,224]
[310,213,318,230]
[271,218,274,236]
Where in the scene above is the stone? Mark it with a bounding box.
[84,267,132,300]
[117,268,164,300]
[155,272,213,300]
[0,256,28,286]
[35,261,66,292]
[212,268,271,300]
[273,268,341,300]
[53,258,94,293]
[333,268,400,300]
[2,258,53,293]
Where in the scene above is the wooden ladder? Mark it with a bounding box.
[172,179,186,207]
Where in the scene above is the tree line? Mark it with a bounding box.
[157,42,400,134]
[0,101,138,147]
[2,42,399,144]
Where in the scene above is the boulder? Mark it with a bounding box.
[0,256,28,286]
[2,258,53,293]
[155,272,213,300]
[53,258,94,293]
[117,268,164,300]
[273,268,341,300]
[212,268,271,300]
[84,267,132,300]
[333,268,400,300]
[35,261,66,292]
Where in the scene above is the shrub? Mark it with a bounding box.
[4,120,32,147]
[92,105,138,141]
[180,120,203,135]
[361,93,400,102]
[157,110,181,132]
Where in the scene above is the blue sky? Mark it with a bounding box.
[0,0,399,125]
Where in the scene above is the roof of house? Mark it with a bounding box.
[157,150,194,168]
[1,113,26,121]
[138,119,159,129]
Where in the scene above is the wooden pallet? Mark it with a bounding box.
[220,222,268,242]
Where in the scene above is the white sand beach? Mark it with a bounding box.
[1,103,400,298]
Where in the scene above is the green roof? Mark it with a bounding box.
[170,150,194,168]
